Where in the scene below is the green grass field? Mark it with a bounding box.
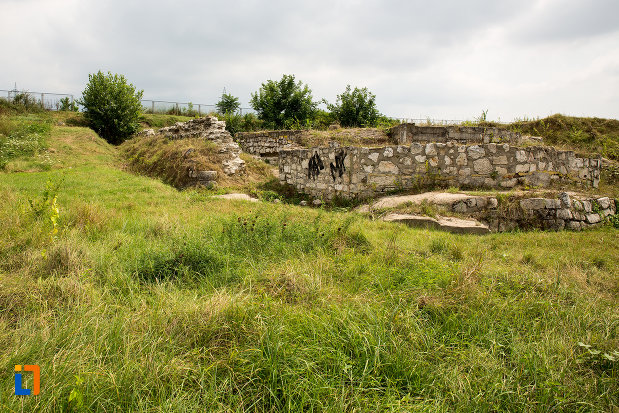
[0,111,617,412]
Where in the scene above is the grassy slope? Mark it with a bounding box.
[0,112,617,412]
[509,114,619,161]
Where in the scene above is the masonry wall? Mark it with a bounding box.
[390,123,522,145]
[449,193,616,232]
[279,142,601,200]
[235,130,303,163]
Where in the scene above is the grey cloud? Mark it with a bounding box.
[1,0,617,120]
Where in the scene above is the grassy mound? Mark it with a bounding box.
[510,114,619,161]
[121,134,274,189]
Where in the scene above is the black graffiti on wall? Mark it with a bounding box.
[330,150,347,181]
[308,152,324,180]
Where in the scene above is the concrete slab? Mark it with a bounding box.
[357,191,482,213]
[211,193,259,202]
[383,213,490,235]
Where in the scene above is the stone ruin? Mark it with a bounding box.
[140,116,245,179]
[278,143,601,200]
[389,123,526,145]
[132,118,617,232]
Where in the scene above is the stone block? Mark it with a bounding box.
[425,143,437,156]
[597,197,611,209]
[572,200,583,210]
[556,209,572,220]
[378,161,398,173]
[515,164,529,173]
[368,152,379,162]
[467,145,485,159]
[520,198,546,211]
[585,213,601,224]
[566,221,582,231]
[559,192,571,208]
[363,165,374,173]
[473,158,493,174]
[544,199,561,209]
[383,147,394,157]
[410,143,423,154]
[500,178,517,188]
[487,198,498,209]
[453,201,468,213]
[429,157,439,167]
[492,155,508,165]
[456,153,467,166]
[197,170,218,181]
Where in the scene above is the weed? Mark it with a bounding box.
[429,238,448,254]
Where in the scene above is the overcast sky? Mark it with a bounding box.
[1,0,618,121]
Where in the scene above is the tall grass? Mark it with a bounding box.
[0,111,617,412]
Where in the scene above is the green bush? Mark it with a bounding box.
[59,97,78,112]
[79,71,143,145]
[218,112,263,135]
[216,93,241,115]
[250,74,316,129]
[326,85,380,127]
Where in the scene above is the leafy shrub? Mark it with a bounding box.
[59,97,78,112]
[12,93,41,111]
[216,93,241,114]
[250,74,316,129]
[0,95,44,114]
[219,112,263,135]
[326,85,379,127]
[79,71,143,145]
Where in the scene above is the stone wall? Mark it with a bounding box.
[390,123,522,145]
[235,130,303,163]
[139,116,245,175]
[279,142,601,200]
[447,193,616,232]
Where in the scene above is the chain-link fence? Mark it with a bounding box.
[141,99,255,116]
[2,88,489,125]
[393,117,508,125]
[0,89,76,111]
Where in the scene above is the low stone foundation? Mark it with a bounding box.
[235,130,303,163]
[390,123,523,145]
[279,143,601,200]
[139,116,245,175]
[452,193,616,232]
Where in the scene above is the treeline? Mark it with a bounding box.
[218,74,397,134]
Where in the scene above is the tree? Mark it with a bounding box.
[79,71,143,145]
[327,85,379,127]
[250,75,316,129]
[216,93,240,115]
